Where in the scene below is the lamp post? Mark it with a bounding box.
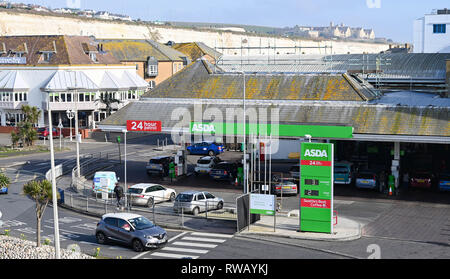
[121,129,128,210]
[235,71,247,194]
[66,109,75,142]
[67,71,80,177]
[47,94,61,259]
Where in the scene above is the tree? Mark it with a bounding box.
[95,93,121,117]
[11,105,41,147]
[0,172,10,191]
[23,179,58,247]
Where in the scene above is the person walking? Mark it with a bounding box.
[114,183,123,209]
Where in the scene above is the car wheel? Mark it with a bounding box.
[217,201,223,210]
[192,207,200,216]
[96,232,107,245]
[147,197,154,208]
[132,239,144,252]
[169,192,176,202]
[208,150,215,156]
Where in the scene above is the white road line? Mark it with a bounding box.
[190,232,234,238]
[172,241,217,249]
[161,246,209,254]
[131,231,188,259]
[151,252,199,259]
[182,236,227,243]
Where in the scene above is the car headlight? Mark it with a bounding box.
[144,235,154,239]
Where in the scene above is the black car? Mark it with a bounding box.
[146,156,174,177]
[209,162,238,182]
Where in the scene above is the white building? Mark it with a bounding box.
[0,35,148,129]
[414,9,450,53]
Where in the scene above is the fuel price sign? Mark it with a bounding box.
[300,142,334,234]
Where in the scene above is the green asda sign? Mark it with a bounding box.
[300,142,334,234]
[190,122,353,139]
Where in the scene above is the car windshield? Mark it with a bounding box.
[128,188,143,194]
[215,164,232,170]
[198,159,211,164]
[128,216,154,230]
[176,194,193,202]
[149,159,163,164]
[278,180,296,185]
[334,167,349,174]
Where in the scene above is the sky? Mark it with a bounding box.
[13,0,450,43]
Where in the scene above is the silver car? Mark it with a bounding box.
[173,191,224,216]
[95,213,168,252]
[128,184,176,207]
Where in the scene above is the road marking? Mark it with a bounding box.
[151,252,199,259]
[161,246,209,254]
[181,236,227,243]
[190,232,234,238]
[131,231,188,259]
[171,241,218,249]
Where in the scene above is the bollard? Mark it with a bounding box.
[181,206,184,228]
[86,197,89,212]
[70,192,73,208]
[153,199,156,224]
[205,200,208,220]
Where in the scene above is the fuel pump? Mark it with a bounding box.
[175,149,187,177]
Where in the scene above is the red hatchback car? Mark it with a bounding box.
[410,171,433,189]
[37,127,60,139]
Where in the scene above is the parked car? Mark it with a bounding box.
[128,184,176,207]
[209,162,238,182]
[272,179,298,196]
[37,127,60,139]
[92,171,119,195]
[289,165,300,181]
[0,185,7,194]
[438,173,450,192]
[355,171,379,190]
[194,156,222,175]
[173,191,224,215]
[95,213,167,252]
[146,156,174,177]
[187,141,224,156]
[410,171,433,189]
[334,162,354,185]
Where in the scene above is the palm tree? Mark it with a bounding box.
[23,180,57,247]
[95,92,121,117]
[14,105,41,147]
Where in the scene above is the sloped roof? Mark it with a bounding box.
[0,35,119,65]
[142,59,378,101]
[44,71,99,92]
[99,71,129,91]
[98,39,186,62]
[173,42,222,62]
[0,70,29,91]
[99,98,450,138]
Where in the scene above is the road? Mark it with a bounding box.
[0,135,449,259]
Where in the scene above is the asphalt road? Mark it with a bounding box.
[1,135,449,259]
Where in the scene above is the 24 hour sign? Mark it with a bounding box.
[127,120,162,132]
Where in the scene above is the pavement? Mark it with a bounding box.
[238,210,361,241]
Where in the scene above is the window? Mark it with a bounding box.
[148,64,158,76]
[149,80,156,89]
[433,24,446,34]
[104,217,118,227]
[89,52,97,62]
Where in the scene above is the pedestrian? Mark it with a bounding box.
[114,183,123,208]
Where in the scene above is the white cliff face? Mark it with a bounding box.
[0,11,389,55]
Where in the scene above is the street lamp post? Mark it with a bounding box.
[47,95,61,259]
[68,71,81,177]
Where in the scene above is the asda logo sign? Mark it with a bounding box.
[191,123,216,133]
[304,149,328,158]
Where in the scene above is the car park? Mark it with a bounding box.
[95,213,167,252]
[209,162,238,182]
[355,171,379,190]
[272,179,298,196]
[128,184,176,207]
[37,127,60,139]
[173,191,224,216]
[410,171,433,189]
[194,156,222,175]
[146,156,174,177]
[334,162,354,185]
[187,141,224,156]
[438,173,450,192]
[92,171,119,195]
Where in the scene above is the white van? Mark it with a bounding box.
[92,171,119,195]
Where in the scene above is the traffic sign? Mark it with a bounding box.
[126,120,162,132]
